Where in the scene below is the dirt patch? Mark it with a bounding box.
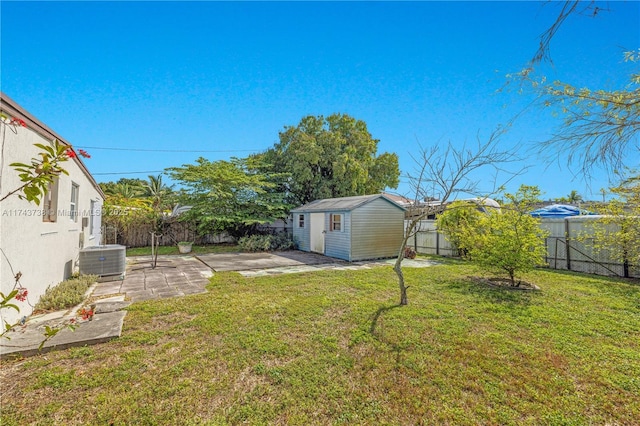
[469,276,541,291]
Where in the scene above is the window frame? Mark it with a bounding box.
[70,182,79,222]
[42,177,59,223]
[298,214,305,228]
[330,213,343,232]
[89,199,96,236]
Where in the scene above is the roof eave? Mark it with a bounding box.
[1,92,106,200]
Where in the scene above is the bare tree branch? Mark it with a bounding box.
[393,128,525,305]
[532,1,605,66]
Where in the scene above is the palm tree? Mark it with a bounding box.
[567,190,583,204]
[142,174,174,210]
[110,183,142,199]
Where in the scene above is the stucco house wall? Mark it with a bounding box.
[0,93,105,323]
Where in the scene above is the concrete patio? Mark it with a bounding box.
[92,255,213,302]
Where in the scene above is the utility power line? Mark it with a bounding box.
[92,170,165,176]
[75,145,262,153]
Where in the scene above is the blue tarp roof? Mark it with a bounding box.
[530,204,595,218]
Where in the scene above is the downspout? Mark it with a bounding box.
[0,117,7,197]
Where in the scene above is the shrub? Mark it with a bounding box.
[238,233,296,252]
[437,185,548,286]
[33,275,98,313]
[436,200,485,258]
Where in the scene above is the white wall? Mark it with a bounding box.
[0,117,103,323]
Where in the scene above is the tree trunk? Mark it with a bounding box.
[393,254,409,305]
[394,223,415,306]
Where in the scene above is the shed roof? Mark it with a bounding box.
[291,194,405,213]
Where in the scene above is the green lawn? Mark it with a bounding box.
[1,262,638,425]
[126,243,239,257]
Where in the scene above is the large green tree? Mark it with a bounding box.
[166,157,289,238]
[254,114,400,206]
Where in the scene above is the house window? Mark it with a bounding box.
[70,183,79,222]
[42,178,59,222]
[89,199,96,235]
[330,214,343,232]
[298,214,305,228]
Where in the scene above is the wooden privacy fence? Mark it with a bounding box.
[407,217,639,279]
[102,220,234,247]
[102,218,292,248]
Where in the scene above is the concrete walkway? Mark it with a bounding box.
[0,255,213,359]
[197,251,341,272]
[237,256,439,277]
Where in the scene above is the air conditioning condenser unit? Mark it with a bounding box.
[79,244,126,280]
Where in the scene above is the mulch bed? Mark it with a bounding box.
[469,276,541,291]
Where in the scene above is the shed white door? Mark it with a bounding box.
[309,213,325,254]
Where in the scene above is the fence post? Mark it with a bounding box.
[565,219,572,271]
[623,251,630,278]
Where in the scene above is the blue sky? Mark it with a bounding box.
[2,1,638,201]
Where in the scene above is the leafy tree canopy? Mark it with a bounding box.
[166,157,290,238]
[254,114,400,206]
[99,178,147,196]
[101,195,155,231]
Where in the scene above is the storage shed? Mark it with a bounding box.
[291,194,406,261]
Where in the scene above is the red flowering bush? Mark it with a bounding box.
[78,307,94,321]
[66,148,91,159]
[10,117,27,127]
[15,287,28,302]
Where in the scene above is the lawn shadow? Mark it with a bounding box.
[369,304,402,338]
[368,304,408,367]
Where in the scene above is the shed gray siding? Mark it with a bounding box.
[351,197,405,261]
[292,212,310,252]
[324,211,351,261]
[291,194,405,262]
